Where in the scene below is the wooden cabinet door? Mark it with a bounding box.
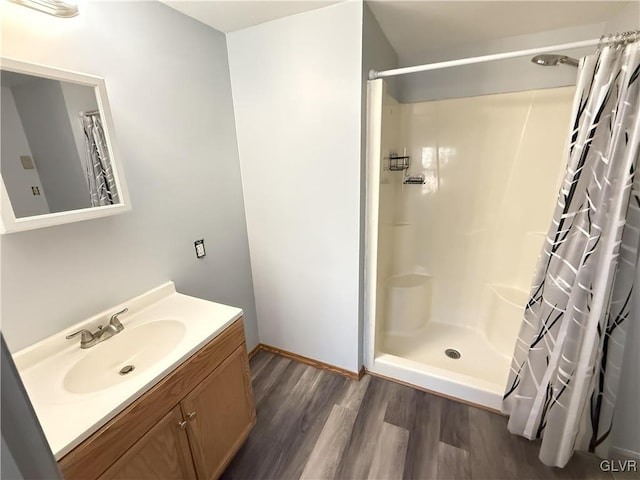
[181,346,256,480]
[99,406,196,480]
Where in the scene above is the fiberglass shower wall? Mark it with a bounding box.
[376,85,575,361]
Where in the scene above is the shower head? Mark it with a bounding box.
[531,54,579,68]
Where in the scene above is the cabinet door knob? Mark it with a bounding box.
[187,411,197,421]
[178,420,187,429]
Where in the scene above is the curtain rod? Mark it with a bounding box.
[369,38,600,80]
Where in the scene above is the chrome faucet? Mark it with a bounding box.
[66,308,128,349]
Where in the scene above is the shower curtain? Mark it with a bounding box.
[82,112,118,207]
[503,38,640,467]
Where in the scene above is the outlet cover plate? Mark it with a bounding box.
[194,239,206,259]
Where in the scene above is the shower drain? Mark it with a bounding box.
[445,348,461,360]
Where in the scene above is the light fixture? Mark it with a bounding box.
[8,0,78,17]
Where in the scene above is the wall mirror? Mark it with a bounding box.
[0,58,130,233]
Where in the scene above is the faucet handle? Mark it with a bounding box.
[109,307,128,331]
[66,329,95,344]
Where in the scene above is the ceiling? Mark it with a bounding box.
[162,1,630,57]
[161,1,343,33]
[367,1,628,58]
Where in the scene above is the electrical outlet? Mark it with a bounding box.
[194,239,206,259]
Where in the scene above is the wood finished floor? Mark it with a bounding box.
[222,351,632,480]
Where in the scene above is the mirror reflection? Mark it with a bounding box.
[1,71,119,218]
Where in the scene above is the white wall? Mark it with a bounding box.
[603,0,640,33]
[0,0,258,353]
[605,0,640,461]
[0,86,50,217]
[397,23,606,103]
[227,0,363,372]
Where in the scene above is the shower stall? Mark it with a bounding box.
[364,48,585,410]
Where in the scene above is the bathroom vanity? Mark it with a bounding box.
[60,318,254,480]
[13,283,255,480]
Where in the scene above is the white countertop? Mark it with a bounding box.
[13,282,243,460]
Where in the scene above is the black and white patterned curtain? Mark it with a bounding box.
[82,112,118,207]
[503,37,640,467]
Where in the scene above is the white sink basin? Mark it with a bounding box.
[64,320,186,394]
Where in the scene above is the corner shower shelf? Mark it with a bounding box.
[403,174,425,185]
[388,153,410,171]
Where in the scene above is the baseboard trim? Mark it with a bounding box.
[249,345,501,413]
[610,446,640,461]
[247,343,262,359]
[253,343,361,380]
[365,369,504,415]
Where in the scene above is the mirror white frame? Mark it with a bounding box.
[0,58,131,234]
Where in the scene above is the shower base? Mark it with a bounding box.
[374,322,512,410]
